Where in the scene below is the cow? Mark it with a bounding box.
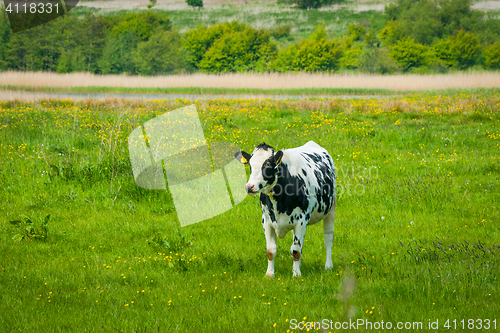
[234,141,336,277]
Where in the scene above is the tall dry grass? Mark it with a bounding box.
[1,71,500,91]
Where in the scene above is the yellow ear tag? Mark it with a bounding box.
[241,156,247,164]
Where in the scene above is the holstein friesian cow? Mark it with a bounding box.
[235,141,336,277]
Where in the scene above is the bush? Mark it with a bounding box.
[271,25,342,72]
[483,42,500,69]
[431,38,455,68]
[359,46,399,74]
[384,0,485,45]
[9,214,50,242]
[378,20,407,46]
[339,45,363,69]
[450,30,480,69]
[347,24,366,41]
[271,24,292,40]
[389,37,427,72]
[186,0,203,8]
[186,22,276,73]
[269,45,299,72]
[283,0,343,9]
[338,35,363,69]
[109,11,172,42]
[133,30,190,75]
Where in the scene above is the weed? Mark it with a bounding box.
[9,214,50,242]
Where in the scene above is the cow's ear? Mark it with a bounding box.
[273,150,284,167]
[234,150,251,164]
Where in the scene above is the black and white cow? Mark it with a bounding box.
[235,141,336,277]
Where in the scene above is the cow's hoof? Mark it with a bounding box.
[265,272,275,278]
[325,262,333,270]
[292,272,301,278]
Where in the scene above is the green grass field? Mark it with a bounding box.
[0,94,499,332]
[75,3,387,42]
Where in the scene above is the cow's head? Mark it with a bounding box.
[235,143,283,195]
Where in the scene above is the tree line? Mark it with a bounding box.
[0,0,499,75]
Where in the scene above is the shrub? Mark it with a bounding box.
[271,25,342,72]
[347,24,365,41]
[109,11,172,42]
[338,36,363,69]
[389,37,427,72]
[269,45,299,72]
[9,214,50,242]
[384,0,483,45]
[432,38,455,68]
[133,30,190,75]
[186,0,203,8]
[191,22,276,73]
[282,0,343,9]
[271,24,292,40]
[359,46,399,74]
[450,29,480,69]
[378,20,407,46]
[339,46,363,69]
[483,42,500,69]
[147,0,157,9]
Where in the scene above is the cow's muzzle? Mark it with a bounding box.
[246,184,257,195]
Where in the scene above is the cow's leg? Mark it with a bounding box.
[290,222,307,277]
[263,218,277,278]
[323,198,336,270]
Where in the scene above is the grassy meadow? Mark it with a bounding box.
[0,93,499,331]
[75,1,387,41]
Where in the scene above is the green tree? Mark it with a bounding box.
[70,14,106,73]
[133,30,189,75]
[359,46,399,74]
[183,23,235,69]
[347,24,366,41]
[384,0,486,45]
[0,9,13,70]
[270,25,342,72]
[109,11,172,42]
[100,11,172,74]
[431,38,455,69]
[450,30,480,69]
[483,42,500,69]
[184,22,275,73]
[378,20,407,46]
[389,37,427,71]
[339,38,364,70]
[269,45,299,72]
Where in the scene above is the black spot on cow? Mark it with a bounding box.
[271,162,308,216]
[303,153,322,164]
[256,143,274,151]
[260,193,276,223]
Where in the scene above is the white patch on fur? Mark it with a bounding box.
[247,147,274,193]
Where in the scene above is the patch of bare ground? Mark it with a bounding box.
[1,71,500,91]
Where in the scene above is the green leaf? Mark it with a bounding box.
[12,233,24,242]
